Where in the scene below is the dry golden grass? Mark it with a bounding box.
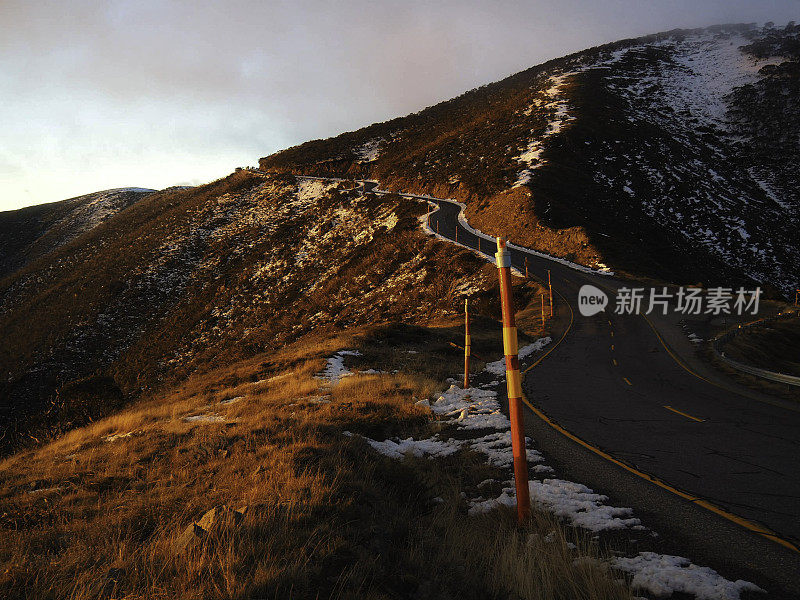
[0,324,630,600]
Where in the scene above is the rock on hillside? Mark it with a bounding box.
[260,23,799,296]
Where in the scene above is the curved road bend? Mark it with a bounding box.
[357,180,800,596]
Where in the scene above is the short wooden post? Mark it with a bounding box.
[541,294,546,330]
[463,299,471,389]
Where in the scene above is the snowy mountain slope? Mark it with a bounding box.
[260,22,800,296]
[0,187,155,278]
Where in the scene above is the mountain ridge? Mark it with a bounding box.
[260,22,799,296]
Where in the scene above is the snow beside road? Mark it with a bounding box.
[529,479,640,531]
[349,336,763,599]
[613,552,765,600]
[484,337,553,375]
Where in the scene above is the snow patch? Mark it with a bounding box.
[354,138,382,162]
[484,337,552,375]
[613,552,765,600]
[529,479,640,531]
[315,350,362,385]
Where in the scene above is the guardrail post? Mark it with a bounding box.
[464,299,471,389]
[495,237,531,523]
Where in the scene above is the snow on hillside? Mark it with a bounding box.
[579,28,799,294]
[514,73,576,186]
[606,33,785,138]
[67,188,155,234]
[355,138,382,162]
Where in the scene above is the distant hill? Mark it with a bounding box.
[260,23,800,296]
[0,188,155,278]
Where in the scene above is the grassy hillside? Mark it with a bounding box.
[0,317,633,600]
[0,172,518,454]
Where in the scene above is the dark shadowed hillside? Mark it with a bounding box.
[0,188,155,278]
[260,23,800,296]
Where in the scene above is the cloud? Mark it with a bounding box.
[1,0,797,210]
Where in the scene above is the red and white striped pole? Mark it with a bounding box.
[464,298,471,389]
[495,237,531,523]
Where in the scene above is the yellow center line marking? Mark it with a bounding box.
[612,358,618,366]
[518,278,799,553]
[664,405,706,422]
[623,377,632,386]
[608,319,612,326]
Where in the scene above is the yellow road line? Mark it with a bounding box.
[520,280,799,554]
[640,314,800,415]
[623,377,632,386]
[664,405,705,422]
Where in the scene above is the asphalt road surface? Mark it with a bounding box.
[352,179,800,596]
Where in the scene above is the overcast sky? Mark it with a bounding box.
[1,1,796,211]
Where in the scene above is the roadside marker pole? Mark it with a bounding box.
[455,226,458,242]
[495,237,531,523]
[541,294,546,330]
[548,270,553,317]
[464,299,471,389]
[525,257,529,278]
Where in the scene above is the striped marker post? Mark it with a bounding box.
[548,269,553,317]
[541,294,546,330]
[463,298,471,389]
[495,237,531,523]
[525,256,529,278]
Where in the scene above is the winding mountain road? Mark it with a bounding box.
[350,178,800,596]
